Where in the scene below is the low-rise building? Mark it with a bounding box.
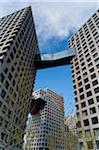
[24,88,64,150]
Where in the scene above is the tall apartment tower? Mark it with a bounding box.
[69,9,99,149]
[0,7,39,149]
[24,88,64,150]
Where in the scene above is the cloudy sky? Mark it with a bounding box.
[0,0,98,52]
[0,0,98,114]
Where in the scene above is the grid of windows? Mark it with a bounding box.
[0,7,39,149]
[23,89,64,150]
[70,9,99,149]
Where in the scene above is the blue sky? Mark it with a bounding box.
[0,0,98,115]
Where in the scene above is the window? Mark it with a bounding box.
[5,80,9,89]
[1,89,6,98]
[8,73,12,81]
[91,73,96,79]
[94,87,99,94]
[77,76,81,81]
[81,101,86,108]
[95,57,99,63]
[84,119,89,126]
[1,132,5,140]
[87,91,92,97]
[8,110,11,118]
[83,72,87,77]
[10,52,14,60]
[78,81,82,86]
[80,94,84,100]
[0,101,2,107]
[84,78,89,83]
[4,68,8,74]
[96,96,99,102]
[79,88,83,93]
[75,97,78,102]
[76,104,79,110]
[88,62,93,67]
[0,73,5,83]
[13,47,16,54]
[7,58,11,63]
[85,84,90,90]
[88,98,94,105]
[0,116,3,126]
[94,128,99,137]
[92,80,98,86]
[82,110,88,116]
[90,107,96,114]
[76,121,81,128]
[92,116,98,124]
[11,66,15,72]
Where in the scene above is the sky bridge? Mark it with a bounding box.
[35,48,75,69]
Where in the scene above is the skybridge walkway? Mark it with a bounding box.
[35,48,75,69]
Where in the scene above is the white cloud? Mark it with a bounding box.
[30,2,98,49]
[0,1,98,50]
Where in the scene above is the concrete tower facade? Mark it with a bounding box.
[24,89,64,150]
[0,7,39,149]
[69,9,99,149]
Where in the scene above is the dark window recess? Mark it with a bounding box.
[1,89,6,98]
[8,73,12,81]
[85,84,90,90]
[73,85,76,89]
[76,121,81,128]
[16,42,18,48]
[0,101,2,107]
[96,96,99,102]
[13,47,16,54]
[88,62,93,67]
[81,101,86,108]
[84,119,89,126]
[78,81,82,86]
[77,76,81,81]
[5,80,9,89]
[88,98,94,105]
[84,78,89,83]
[7,58,11,63]
[91,73,96,79]
[4,68,8,74]
[1,132,5,140]
[74,91,77,95]
[79,88,83,93]
[92,117,98,124]
[76,104,79,110]
[8,110,11,118]
[10,52,14,59]
[12,80,15,86]
[96,64,99,69]
[87,91,92,97]
[0,116,3,126]
[83,72,87,77]
[92,80,98,86]
[90,107,96,114]
[11,66,15,72]
[75,97,78,102]
[94,87,99,94]
[80,94,84,100]
[81,62,85,67]
[0,73,5,83]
